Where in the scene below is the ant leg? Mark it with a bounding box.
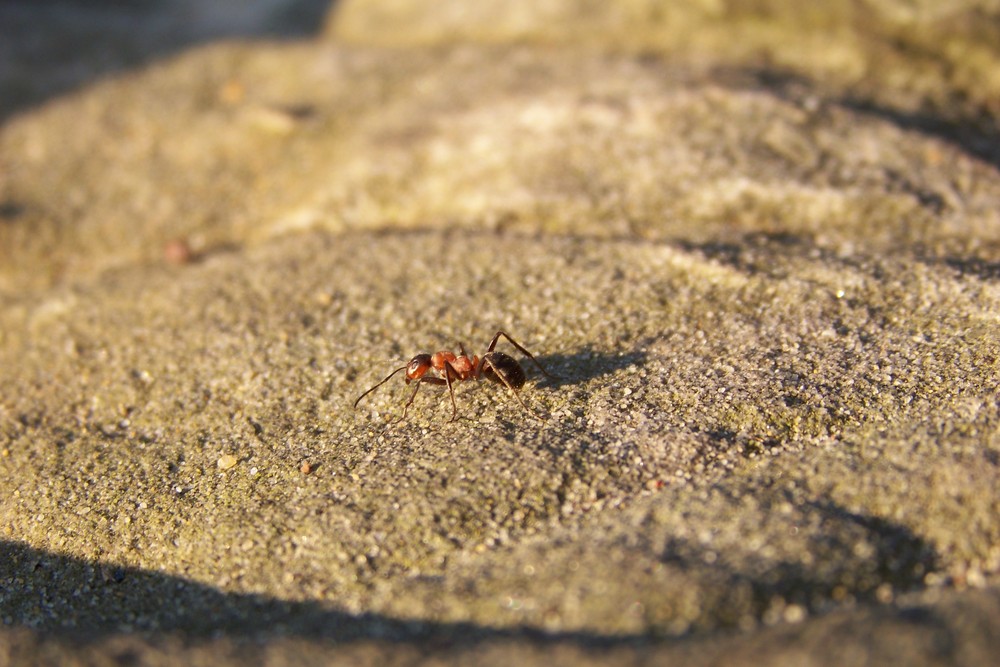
[442,359,465,422]
[481,356,545,420]
[487,330,558,378]
[395,382,423,422]
[394,377,447,423]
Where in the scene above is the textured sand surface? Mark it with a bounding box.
[2,1,999,665]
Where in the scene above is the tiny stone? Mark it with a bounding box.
[249,106,299,134]
[217,454,238,470]
[163,238,193,265]
[218,80,245,105]
[300,462,313,474]
[783,604,806,624]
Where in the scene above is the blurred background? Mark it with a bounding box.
[0,0,334,121]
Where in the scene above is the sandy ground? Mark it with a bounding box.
[2,1,999,665]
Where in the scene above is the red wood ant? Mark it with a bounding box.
[353,330,556,423]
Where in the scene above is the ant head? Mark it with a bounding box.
[405,354,433,382]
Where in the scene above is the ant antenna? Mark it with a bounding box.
[353,365,408,409]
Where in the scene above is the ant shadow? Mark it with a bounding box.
[532,346,649,390]
[477,344,650,449]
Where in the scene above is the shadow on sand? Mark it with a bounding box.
[0,0,335,121]
[0,538,636,648]
[0,489,938,647]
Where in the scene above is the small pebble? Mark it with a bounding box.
[163,238,193,265]
[783,604,807,623]
[300,462,314,474]
[218,80,246,105]
[217,454,238,470]
[249,106,298,135]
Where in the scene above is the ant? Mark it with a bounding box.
[353,330,556,423]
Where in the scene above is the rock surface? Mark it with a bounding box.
[2,1,999,665]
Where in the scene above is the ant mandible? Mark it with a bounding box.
[353,330,556,423]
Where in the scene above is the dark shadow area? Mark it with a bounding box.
[675,231,821,276]
[0,539,645,647]
[0,0,337,121]
[719,65,1000,173]
[661,494,939,625]
[804,500,940,591]
[839,97,1000,172]
[931,256,1000,282]
[0,492,940,645]
[0,200,26,223]
[677,224,1000,295]
[531,347,649,390]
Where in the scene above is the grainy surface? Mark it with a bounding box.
[1,1,999,665]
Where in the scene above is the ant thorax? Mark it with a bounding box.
[431,351,476,380]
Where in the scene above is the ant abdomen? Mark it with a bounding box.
[481,352,526,390]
